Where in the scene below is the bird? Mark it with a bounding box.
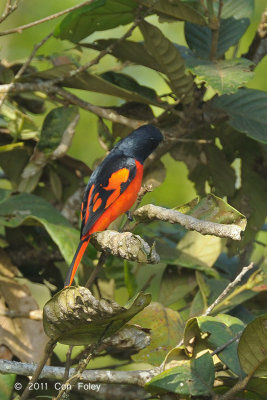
[64,124,163,287]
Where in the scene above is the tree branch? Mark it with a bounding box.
[134,204,245,240]
[0,359,159,387]
[0,82,145,128]
[0,0,94,36]
[203,262,254,316]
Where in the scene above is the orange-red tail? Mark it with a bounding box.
[64,238,90,287]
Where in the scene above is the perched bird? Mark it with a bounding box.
[64,124,163,287]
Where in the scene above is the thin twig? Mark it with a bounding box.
[0,0,94,36]
[173,263,254,350]
[63,346,73,383]
[0,82,144,128]
[216,375,251,400]
[85,252,108,290]
[0,31,53,109]
[211,331,243,356]
[0,0,19,24]
[203,263,254,316]
[20,339,56,400]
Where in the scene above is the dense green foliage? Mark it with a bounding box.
[0,1,267,399]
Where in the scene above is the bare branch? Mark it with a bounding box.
[203,262,254,316]
[0,359,158,386]
[134,204,244,240]
[56,88,144,129]
[0,0,94,36]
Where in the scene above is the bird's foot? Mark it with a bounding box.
[125,211,134,222]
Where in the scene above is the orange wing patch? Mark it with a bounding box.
[103,168,130,190]
[93,197,102,212]
[103,168,130,209]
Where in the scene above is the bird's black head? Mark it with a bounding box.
[114,124,163,163]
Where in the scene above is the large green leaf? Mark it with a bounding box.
[185,18,250,59]
[0,193,79,267]
[238,314,267,377]
[184,315,245,375]
[146,352,214,396]
[159,266,197,307]
[170,142,236,197]
[140,0,207,26]
[24,64,161,106]
[79,39,161,71]
[140,20,194,103]
[187,58,254,95]
[211,88,267,144]
[37,106,79,154]
[54,0,137,42]
[131,302,184,365]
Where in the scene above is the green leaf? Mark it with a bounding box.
[218,0,254,19]
[238,314,267,377]
[37,106,79,154]
[0,147,31,188]
[211,88,267,144]
[186,58,254,95]
[185,315,245,375]
[43,287,151,345]
[131,302,184,365]
[140,20,194,103]
[187,194,247,229]
[79,39,161,71]
[146,352,214,396]
[54,0,138,42]
[140,0,207,25]
[100,71,158,103]
[0,193,79,267]
[185,18,250,59]
[170,141,236,197]
[214,125,267,248]
[0,373,16,400]
[26,64,161,106]
[177,231,222,269]
[159,266,197,307]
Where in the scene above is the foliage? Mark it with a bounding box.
[0,0,267,399]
